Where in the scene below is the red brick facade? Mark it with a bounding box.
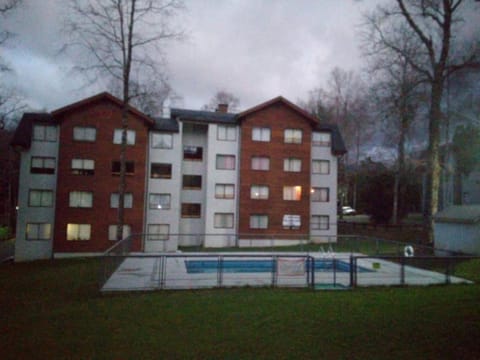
[53,97,150,252]
[238,101,314,236]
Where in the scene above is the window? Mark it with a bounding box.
[33,124,57,142]
[283,186,302,201]
[283,158,302,172]
[312,132,331,146]
[151,133,173,149]
[69,191,93,208]
[312,160,330,174]
[284,129,302,144]
[147,224,169,240]
[108,225,131,241]
[183,146,203,161]
[149,194,171,209]
[214,213,234,228]
[282,214,301,229]
[250,185,269,199]
[26,223,51,240]
[67,224,91,240]
[73,126,96,142]
[252,127,271,142]
[181,203,201,218]
[215,184,235,199]
[28,190,53,207]
[113,129,136,145]
[250,215,268,229]
[251,156,270,171]
[150,163,171,179]
[31,157,55,174]
[217,125,236,141]
[216,154,235,170]
[311,187,329,202]
[110,192,133,208]
[111,161,135,175]
[71,159,95,175]
[311,215,329,230]
[183,175,202,189]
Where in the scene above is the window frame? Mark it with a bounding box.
[183,145,203,161]
[214,213,234,229]
[149,193,171,210]
[311,215,330,230]
[32,124,57,142]
[283,158,302,172]
[312,132,331,147]
[71,158,95,176]
[26,223,51,241]
[284,128,303,144]
[216,154,236,170]
[217,125,236,141]
[150,163,172,179]
[283,186,302,201]
[28,189,53,207]
[249,214,269,229]
[215,184,235,199]
[111,161,135,175]
[151,132,173,149]
[66,223,91,241]
[108,224,131,241]
[69,191,93,208]
[251,156,270,171]
[30,156,56,174]
[312,160,330,175]
[110,192,133,208]
[113,129,136,145]
[182,175,202,190]
[252,127,271,142]
[250,185,269,200]
[147,224,170,241]
[181,203,201,218]
[73,126,96,142]
[311,187,330,202]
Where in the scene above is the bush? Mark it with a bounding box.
[0,226,12,241]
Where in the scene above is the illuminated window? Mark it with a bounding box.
[250,185,269,199]
[149,194,171,209]
[283,186,302,201]
[67,224,91,241]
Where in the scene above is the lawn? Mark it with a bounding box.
[1,258,480,359]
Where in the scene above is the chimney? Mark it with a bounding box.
[216,103,228,113]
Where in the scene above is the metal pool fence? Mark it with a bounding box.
[99,234,478,291]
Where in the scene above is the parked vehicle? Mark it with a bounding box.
[342,206,356,215]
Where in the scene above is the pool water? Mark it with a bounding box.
[185,259,372,274]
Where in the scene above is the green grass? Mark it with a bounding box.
[1,258,480,359]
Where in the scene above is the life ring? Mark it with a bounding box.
[404,245,414,257]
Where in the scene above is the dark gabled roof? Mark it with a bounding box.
[52,92,155,126]
[170,108,237,124]
[314,123,347,155]
[10,113,55,149]
[237,96,319,126]
[153,117,179,132]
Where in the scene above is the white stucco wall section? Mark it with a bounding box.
[204,123,240,248]
[310,144,338,242]
[434,222,480,255]
[15,129,59,261]
[144,130,182,252]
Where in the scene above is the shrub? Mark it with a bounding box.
[0,226,11,241]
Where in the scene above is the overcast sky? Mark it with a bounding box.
[3,0,385,112]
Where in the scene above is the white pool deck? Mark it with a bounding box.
[100,252,472,292]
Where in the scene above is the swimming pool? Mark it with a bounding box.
[185,258,372,274]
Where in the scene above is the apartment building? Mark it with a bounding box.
[11,92,346,261]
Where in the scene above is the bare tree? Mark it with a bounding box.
[64,0,184,241]
[203,90,240,112]
[365,0,480,241]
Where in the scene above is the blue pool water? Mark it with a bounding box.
[185,259,372,274]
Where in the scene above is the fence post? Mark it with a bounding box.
[217,255,224,288]
[349,255,356,288]
[445,257,451,285]
[272,255,278,287]
[333,257,337,287]
[310,256,315,289]
[400,256,405,285]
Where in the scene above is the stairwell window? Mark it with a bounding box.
[284,129,302,144]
